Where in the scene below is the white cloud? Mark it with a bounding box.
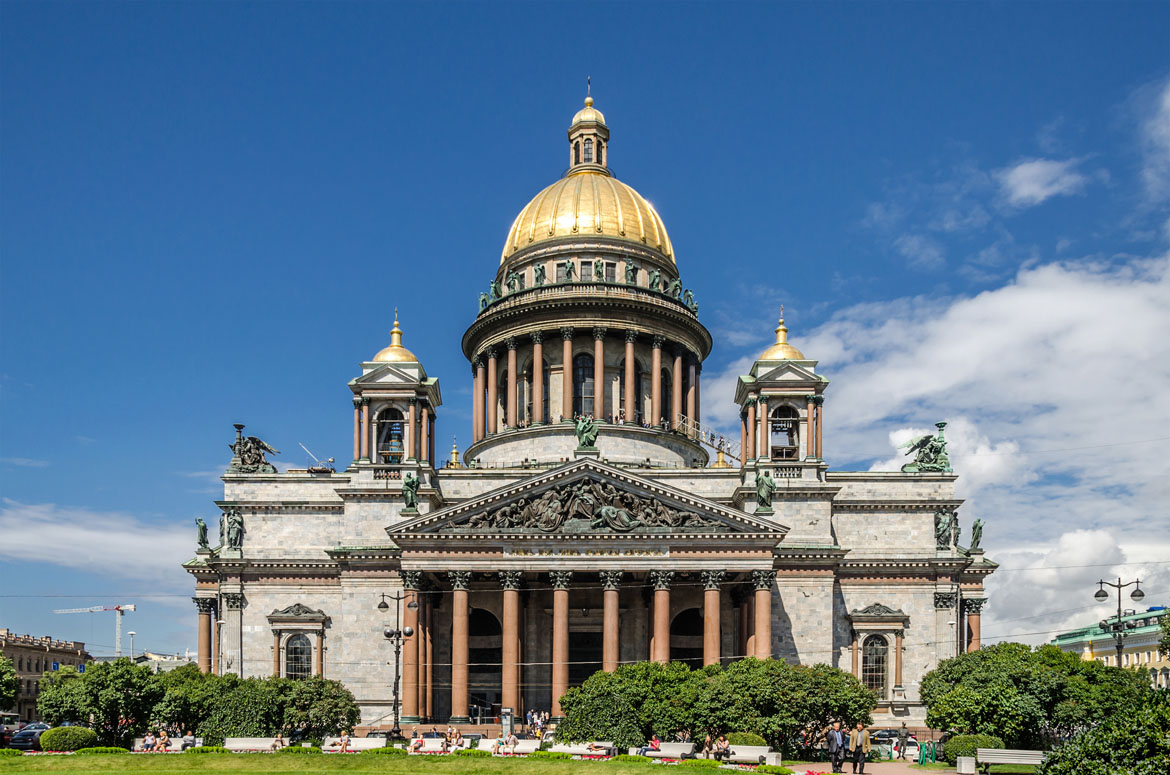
[995,158,1089,207]
[0,457,49,467]
[1139,78,1170,202]
[0,499,191,583]
[894,233,945,269]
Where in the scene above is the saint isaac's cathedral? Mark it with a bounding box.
[185,96,995,728]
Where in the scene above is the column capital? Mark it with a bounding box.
[811,394,825,406]
[193,597,216,614]
[744,396,758,408]
[701,570,725,590]
[651,335,666,349]
[625,329,639,343]
[549,570,573,590]
[222,593,245,610]
[599,570,623,590]
[359,397,370,407]
[560,326,575,340]
[408,397,418,406]
[751,569,777,590]
[593,326,608,341]
[401,570,423,590]
[964,598,988,613]
[448,571,473,591]
[499,570,524,590]
[486,348,498,360]
[934,591,958,609]
[505,337,518,351]
[353,397,362,407]
[649,570,675,590]
[530,331,544,345]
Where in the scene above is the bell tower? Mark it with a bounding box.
[567,94,610,173]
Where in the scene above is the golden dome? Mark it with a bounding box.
[758,309,806,361]
[571,95,606,126]
[501,171,674,264]
[372,310,421,364]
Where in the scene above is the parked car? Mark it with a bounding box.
[8,723,50,751]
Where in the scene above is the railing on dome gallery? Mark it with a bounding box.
[675,414,742,466]
[478,281,697,319]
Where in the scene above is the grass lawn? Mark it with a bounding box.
[910,765,1036,774]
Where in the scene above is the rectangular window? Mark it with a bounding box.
[605,262,616,282]
[580,263,593,282]
[516,273,526,290]
[556,263,567,283]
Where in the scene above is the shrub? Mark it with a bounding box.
[0,749,24,757]
[184,746,231,754]
[678,758,721,768]
[40,726,98,751]
[529,750,572,759]
[276,745,321,754]
[613,753,651,763]
[363,745,407,755]
[757,767,793,775]
[941,733,1004,765]
[1040,689,1170,775]
[453,747,492,757]
[73,747,129,754]
[726,732,768,747]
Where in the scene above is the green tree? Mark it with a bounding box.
[150,664,227,735]
[0,655,16,711]
[921,642,1150,748]
[37,659,162,748]
[1039,689,1170,775]
[280,676,361,740]
[197,677,286,746]
[1159,614,1170,658]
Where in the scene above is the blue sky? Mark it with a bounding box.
[2,2,1168,658]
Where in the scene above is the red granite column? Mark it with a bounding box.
[506,338,518,428]
[486,349,498,434]
[402,573,420,721]
[448,572,471,722]
[532,332,544,424]
[593,328,606,418]
[851,630,859,677]
[624,332,636,422]
[474,359,485,441]
[471,363,480,443]
[753,570,776,659]
[212,620,221,675]
[551,571,572,717]
[671,348,683,429]
[695,363,701,427]
[500,571,521,713]
[806,395,816,459]
[651,571,673,663]
[424,595,434,719]
[196,599,212,674]
[420,405,430,464]
[702,571,723,666]
[686,356,697,436]
[406,399,417,460]
[360,398,370,461]
[966,599,984,652]
[561,328,574,420]
[815,398,824,459]
[651,336,664,425]
[740,411,748,468]
[353,400,361,461]
[273,632,281,676]
[601,571,621,672]
[757,397,769,460]
[896,629,905,685]
[746,399,757,462]
[315,632,324,677]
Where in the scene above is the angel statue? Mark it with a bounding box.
[593,259,605,281]
[574,415,600,449]
[533,264,546,286]
[648,268,661,291]
[563,261,577,282]
[228,424,280,474]
[624,258,638,284]
[668,278,683,299]
[899,422,952,473]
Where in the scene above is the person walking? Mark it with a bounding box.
[826,722,846,774]
[896,723,910,760]
[848,723,871,774]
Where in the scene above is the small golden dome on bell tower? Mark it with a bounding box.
[567,83,610,174]
[372,309,422,365]
[758,306,807,361]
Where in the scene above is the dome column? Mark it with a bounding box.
[472,361,482,443]
[624,331,636,423]
[696,363,702,427]
[651,336,664,426]
[671,347,684,430]
[531,332,544,424]
[686,356,697,437]
[561,328,574,421]
[486,349,498,434]
[506,338,518,429]
[593,328,607,419]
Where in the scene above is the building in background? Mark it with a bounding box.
[0,630,90,722]
[1052,606,1169,687]
[183,96,997,729]
[92,651,197,674]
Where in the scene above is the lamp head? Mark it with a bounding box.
[403,626,414,638]
[1094,588,1109,602]
[377,594,390,612]
[1130,586,1145,602]
[383,627,399,639]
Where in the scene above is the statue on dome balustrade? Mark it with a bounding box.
[506,272,521,293]
[562,261,576,282]
[668,278,683,299]
[593,259,605,281]
[648,268,661,291]
[479,292,490,311]
[533,264,546,286]
[899,422,952,473]
[624,258,637,284]
[489,280,502,302]
[683,289,697,312]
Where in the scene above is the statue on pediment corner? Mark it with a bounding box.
[195,517,209,550]
[574,415,599,448]
[970,518,985,551]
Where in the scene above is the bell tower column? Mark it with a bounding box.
[420,403,430,465]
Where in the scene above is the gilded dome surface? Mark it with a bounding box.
[372,312,422,365]
[758,314,806,361]
[571,95,606,126]
[501,170,674,264]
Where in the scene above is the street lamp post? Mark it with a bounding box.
[1094,577,1145,664]
[377,592,418,741]
[128,631,136,660]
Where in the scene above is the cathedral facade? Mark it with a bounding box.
[184,97,995,729]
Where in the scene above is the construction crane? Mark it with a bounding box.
[52,604,136,657]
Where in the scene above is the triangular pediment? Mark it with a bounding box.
[753,361,821,384]
[350,363,425,387]
[390,458,787,539]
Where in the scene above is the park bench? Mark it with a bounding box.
[224,737,282,752]
[322,737,384,752]
[476,738,540,754]
[628,741,696,759]
[416,738,450,753]
[975,748,1047,773]
[725,745,781,766]
[548,741,615,756]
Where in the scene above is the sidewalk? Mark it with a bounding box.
[785,761,951,775]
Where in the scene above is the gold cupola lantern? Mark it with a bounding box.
[758,307,806,361]
[372,309,422,364]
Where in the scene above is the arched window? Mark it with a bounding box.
[618,358,644,423]
[770,405,800,460]
[597,141,604,166]
[574,141,580,165]
[584,138,593,163]
[573,354,595,417]
[524,359,551,425]
[659,369,673,425]
[285,634,312,679]
[377,408,405,464]
[862,635,888,697]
